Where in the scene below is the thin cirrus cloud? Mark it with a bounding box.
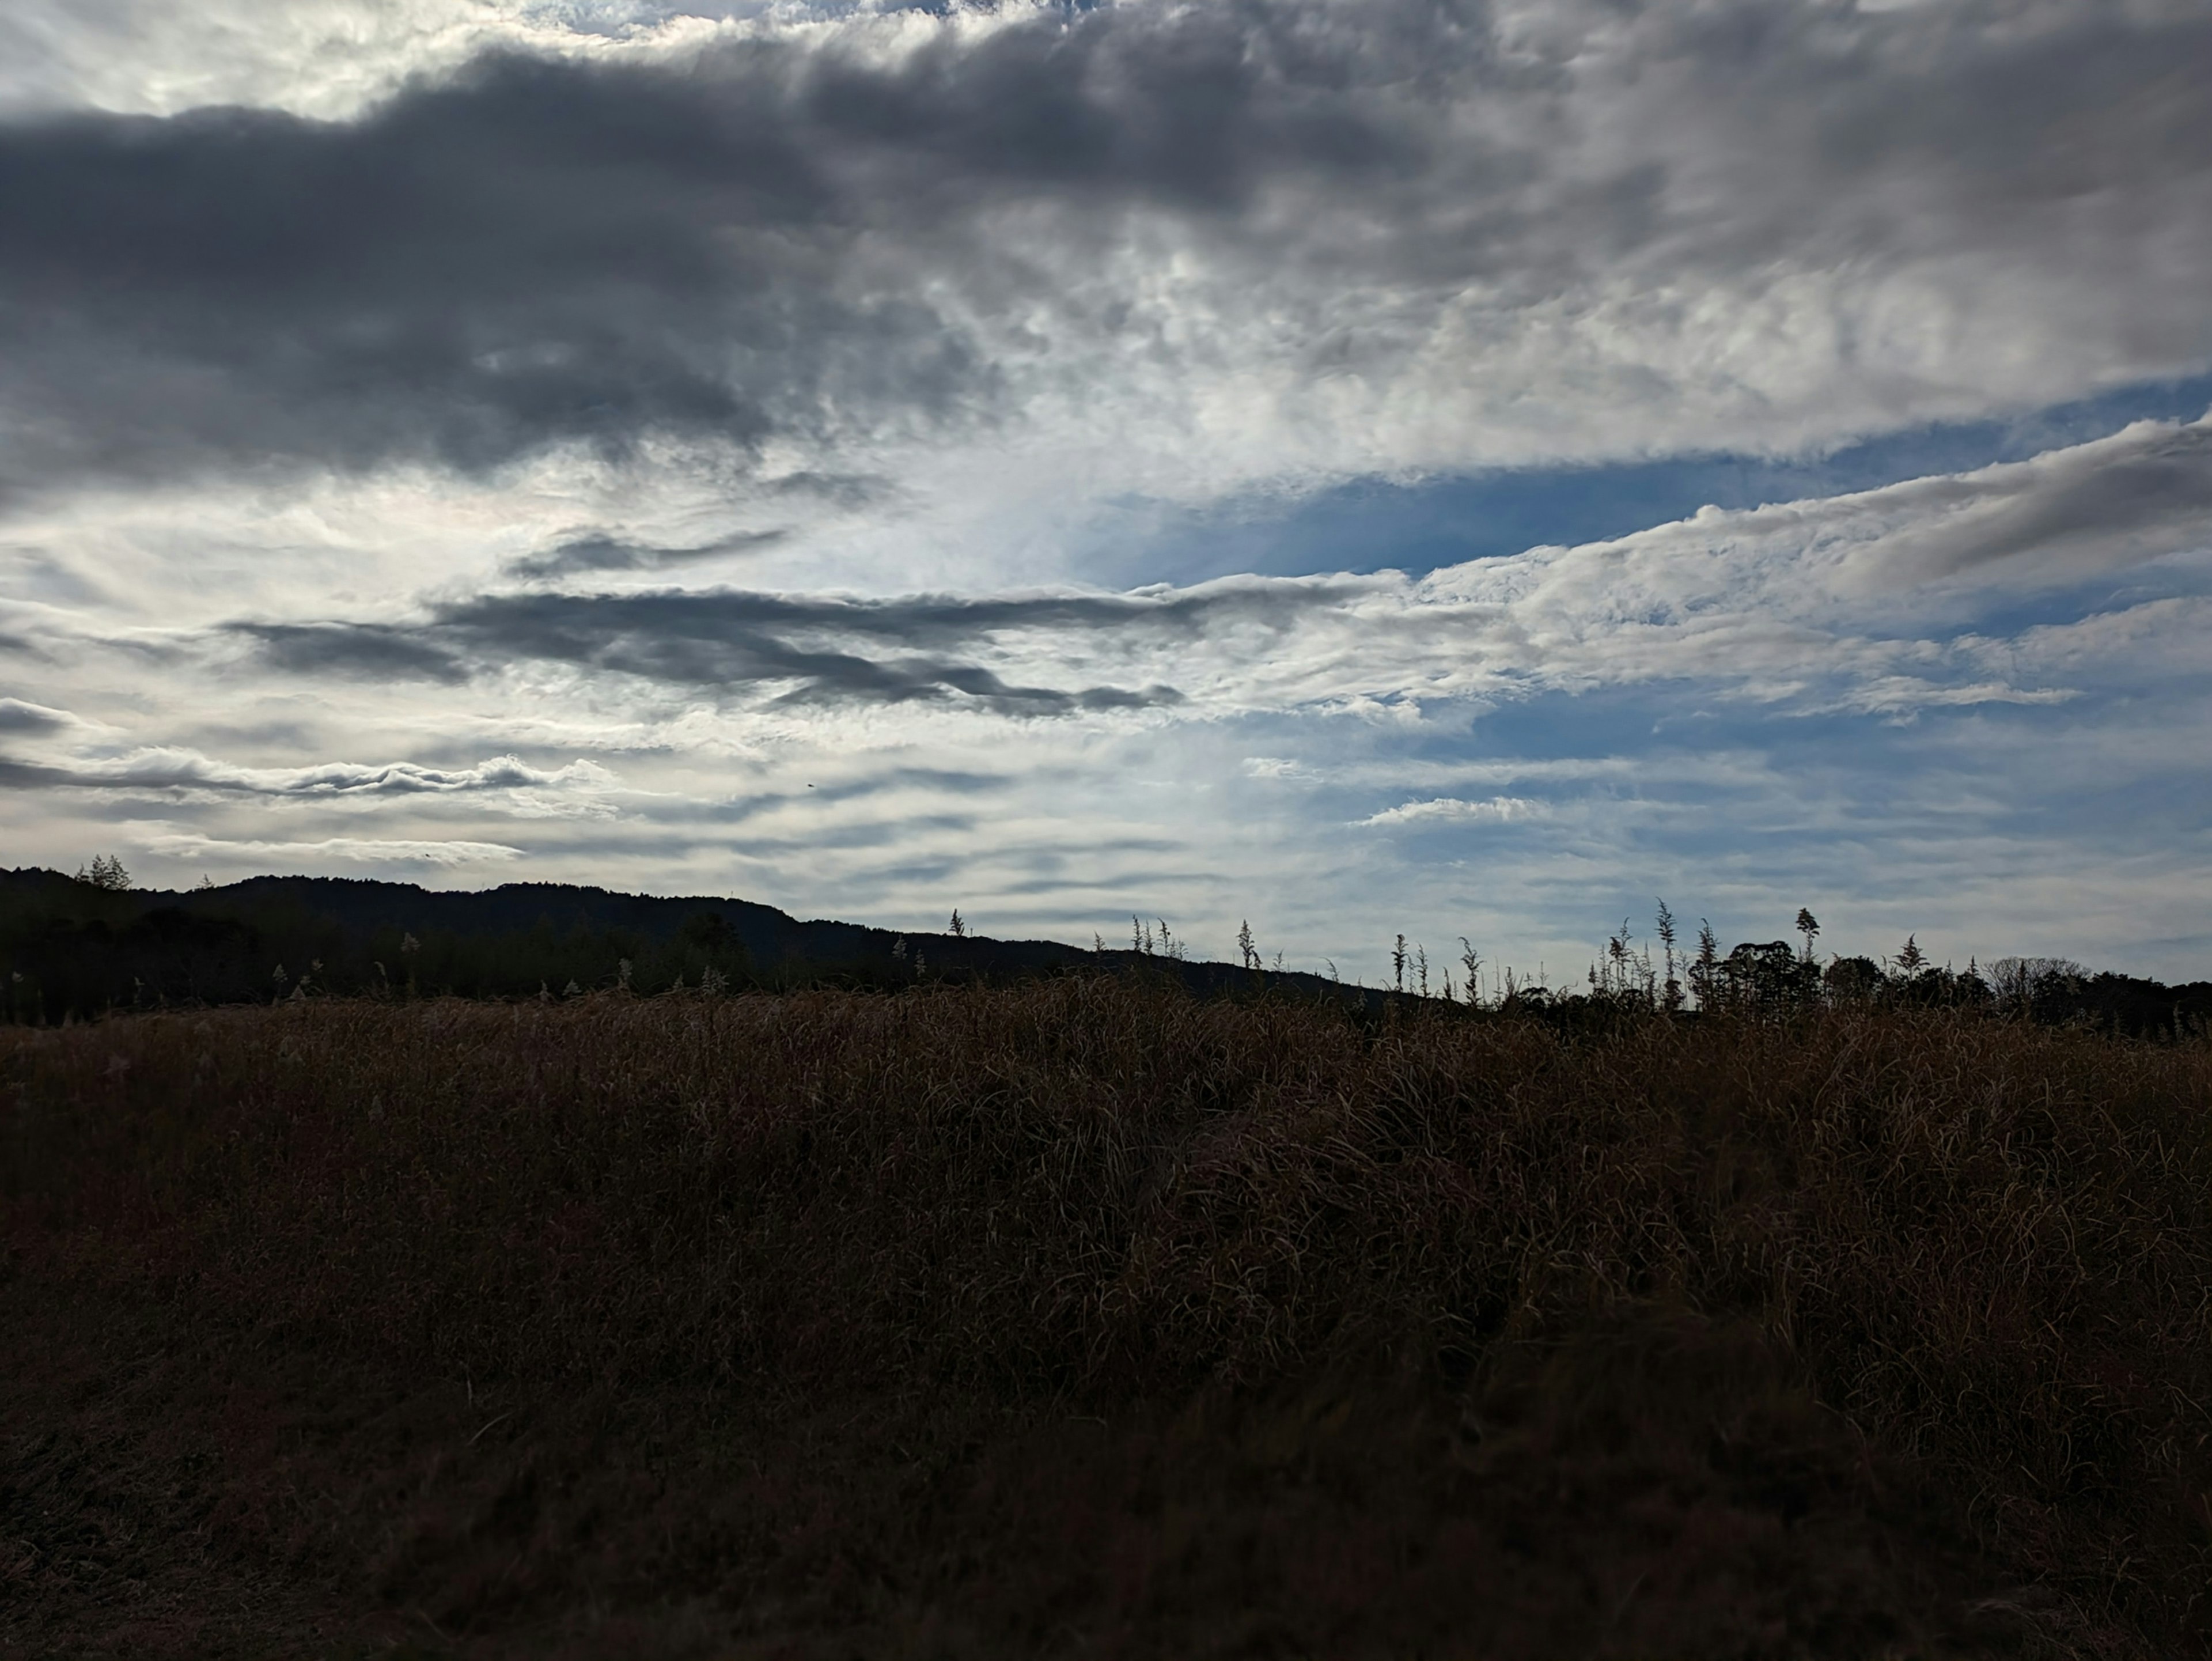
[1361,797,1544,827]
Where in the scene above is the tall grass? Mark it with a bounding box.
[6,978,2211,1653]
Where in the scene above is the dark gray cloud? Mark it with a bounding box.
[229,584,1230,710]
[0,696,69,732]
[0,7,1415,486]
[2,1,2207,493]
[0,47,899,483]
[0,756,93,789]
[502,529,788,581]
[238,620,475,682]
[1869,417,2212,585]
[761,472,894,508]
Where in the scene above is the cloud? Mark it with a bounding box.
[0,49,831,486]
[0,1,569,121]
[0,746,618,799]
[1,0,2209,504]
[142,830,524,865]
[1825,678,2079,719]
[1876,420,2212,585]
[205,414,2212,718]
[237,621,476,682]
[501,528,787,581]
[1970,595,2212,686]
[1360,796,1544,827]
[234,587,1202,710]
[0,695,79,732]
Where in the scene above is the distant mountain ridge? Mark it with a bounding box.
[0,867,1337,1021]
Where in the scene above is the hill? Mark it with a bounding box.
[0,867,1347,1022]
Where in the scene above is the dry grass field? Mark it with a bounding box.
[5,978,2210,1657]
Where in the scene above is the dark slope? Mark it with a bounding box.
[0,868,1353,1020]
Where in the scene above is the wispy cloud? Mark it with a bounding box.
[0,747,618,802]
[1360,796,1546,827]
[143,831,525,866]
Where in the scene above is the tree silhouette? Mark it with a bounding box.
[76,854,131,892]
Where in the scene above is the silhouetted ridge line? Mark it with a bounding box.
[0,867,1356,1021]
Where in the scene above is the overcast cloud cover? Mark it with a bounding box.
[2,0,2209,979]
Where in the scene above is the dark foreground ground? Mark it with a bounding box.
[4,982,2209,1658]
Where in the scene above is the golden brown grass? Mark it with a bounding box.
[4,979,2210,1657]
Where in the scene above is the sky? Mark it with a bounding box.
[2,0,2210,985]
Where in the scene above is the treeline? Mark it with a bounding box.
[1285,908,2211,1041]
[5,865,2206,1038]
[1558,906,2212,1039]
